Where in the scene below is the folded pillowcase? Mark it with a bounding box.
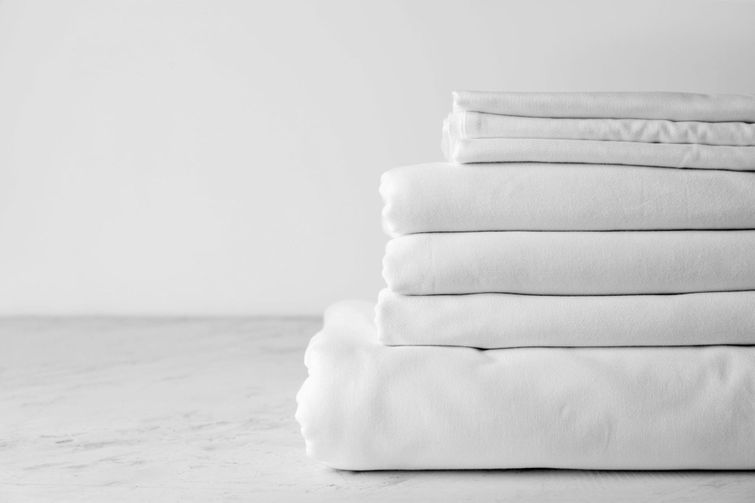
[453,91,755,122]
[377,289,755,348]
[297,301,755,470]
[446,112,755,146]
[443,137,755,169]
[383,231,755,295]
[381,163,755,236]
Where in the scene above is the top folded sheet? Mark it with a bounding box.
[453,91,755,122]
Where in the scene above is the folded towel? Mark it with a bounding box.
[377,289,755,348]
[453,91,755,122]
[383,231,755,295]
[296,301,755,470]
[446,111,755,145]
[443,137,755,169]
[381,163,755,235]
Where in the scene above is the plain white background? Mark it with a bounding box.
[1,0,754,315]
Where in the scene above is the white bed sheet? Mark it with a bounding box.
[296,301,755,470]
[380,163,755,235]
[452,91,755,122]
[377,289,755,348]
[384,231,755,295]
[445,112,755,145]
[444,137,755,169]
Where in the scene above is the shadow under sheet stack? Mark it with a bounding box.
[297,92,755,470]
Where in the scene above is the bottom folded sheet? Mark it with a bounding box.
[296,301,755,470]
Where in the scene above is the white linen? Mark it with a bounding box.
[296,301,755,470]
[444,137,755,169]
[445,111,755,145]
[453,91,755,122]
[381,163,755,236]
[383,231,755,295]
[377,289,755,348]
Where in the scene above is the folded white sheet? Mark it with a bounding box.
[446,111,755,145]
[381,163,755,236]
[377,289,755,348]
[296,301,755,470]
[444,137,755,169]
[453,91,755,122]
[384,231,755,295]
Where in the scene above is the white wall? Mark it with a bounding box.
[1,0,754,315]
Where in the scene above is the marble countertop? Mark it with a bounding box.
[1,317,753,502]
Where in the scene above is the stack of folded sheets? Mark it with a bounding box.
[296,91,755,471]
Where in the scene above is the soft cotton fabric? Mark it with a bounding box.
[296,301,755,470]
[377,289,755,348]
[453,91,755,122]
[381,163,755,236]
[445,111,755,145]
[444,137,755,169]
[384,231,755,295]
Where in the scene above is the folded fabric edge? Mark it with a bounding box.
[295,301,375,469]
